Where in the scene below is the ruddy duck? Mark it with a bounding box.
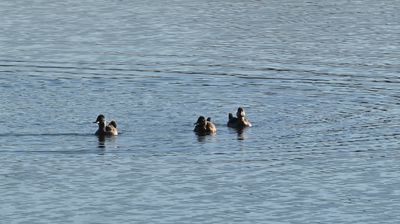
[227,107,252,128]
[194,116,217,135]
[94,114,118,136]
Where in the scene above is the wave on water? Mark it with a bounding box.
[1,58,398,87]
[0,133,93,137]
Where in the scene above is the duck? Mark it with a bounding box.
[94,114,118,136]
[193,116,217,135]
[227,107,252,128]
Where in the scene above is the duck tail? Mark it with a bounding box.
[109,120,117,128]
[228,113,233,120]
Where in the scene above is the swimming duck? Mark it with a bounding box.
[94,114,118,136]
[194,116,217,135]
[227,107,252,128]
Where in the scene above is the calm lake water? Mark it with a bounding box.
[1,0,400,223]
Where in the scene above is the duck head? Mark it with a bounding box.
[236,107,246,118]
[194,116,207,127]
[94,114,106,128]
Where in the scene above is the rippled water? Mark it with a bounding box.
[1,0,400,223]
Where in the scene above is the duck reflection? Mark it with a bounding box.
[96,134,118,149]
[235,127,247,140]
[196,134,207,142]
[97,134,106,148]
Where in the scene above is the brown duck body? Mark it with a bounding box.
[227,107,252,128]
[194,116,217,135]
[94,114,118,136]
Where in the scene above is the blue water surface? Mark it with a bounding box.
[1,0,400,223]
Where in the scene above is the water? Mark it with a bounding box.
[1,0,400,223]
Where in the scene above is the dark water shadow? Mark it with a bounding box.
[228,127,250,140]
[195,132,216,143]
[97,135,118,150]
[97,135,106,149]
